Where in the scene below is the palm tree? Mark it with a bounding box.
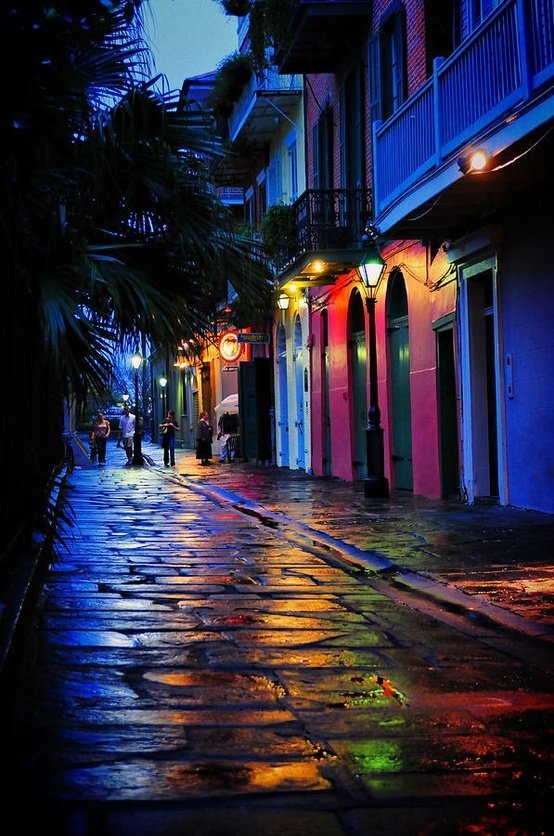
[0,1,272,565]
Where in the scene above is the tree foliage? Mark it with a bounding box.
[0,0,272,561]
[216,0,295,70]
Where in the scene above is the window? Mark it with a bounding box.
[312,102,333,190]
[340,64,364,189]
[266,156,281,206]
[368,4,406,125]
[245,186,255,226]
[286,132,299,203]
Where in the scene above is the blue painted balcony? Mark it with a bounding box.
[373,0,554,239]
[228,66,302,144]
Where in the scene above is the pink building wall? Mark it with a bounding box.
[309,245,457,496]
[380,243,458,498]
[304,1,458,497]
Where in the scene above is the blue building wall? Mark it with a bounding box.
[502,211,554,512]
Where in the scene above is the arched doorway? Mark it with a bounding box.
[348,289,368,479]
[387,270,413,490]
[293,314,306,470]
[321,310,332,476]
[277,324,289,467]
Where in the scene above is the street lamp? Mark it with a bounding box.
[277,292,290,324]
[357,245,389,498]
[159,374,167,415]
[131,351,144,466]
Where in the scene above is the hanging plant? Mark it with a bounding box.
[249,0,296,70]
[216,1,296,73]
[206,51,254,119]
[248,0,268,71]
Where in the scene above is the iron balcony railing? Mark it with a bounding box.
[273,187,372,274]
[373,0,554,218]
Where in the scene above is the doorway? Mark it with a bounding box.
[435,316,460,499]
[387,270,413,490]
[277,325,289,467]
[293,315,306,470]
[321,311,332,477]
[349,290,368,479]
[458,260,503,503]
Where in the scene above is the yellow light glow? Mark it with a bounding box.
[470,149,488,171]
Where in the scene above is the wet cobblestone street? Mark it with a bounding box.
[5,451,554,835]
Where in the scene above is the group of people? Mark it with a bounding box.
[89,405,238,468]
[196,410,240,466]
[90,405,136,466]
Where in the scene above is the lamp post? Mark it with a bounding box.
[357,247,389,498]
[131,351,144,466]
[159,374,167,416]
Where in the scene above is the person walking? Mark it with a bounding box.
[159,409,179,467]
[118,405,136,465]
[196,410,213,466]
[92,412,111,466]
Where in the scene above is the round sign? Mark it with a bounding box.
[219,331,241,362]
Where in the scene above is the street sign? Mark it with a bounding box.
[237,332,270,344]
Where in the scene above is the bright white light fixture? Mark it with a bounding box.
[277,293,290,310]
[357,247,386,294]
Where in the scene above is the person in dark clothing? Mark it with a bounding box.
[196,411,213,465]
[159,409,179,467]
[217,411,239,463]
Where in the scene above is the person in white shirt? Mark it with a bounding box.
[119,405,136,465]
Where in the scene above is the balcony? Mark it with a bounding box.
[228,67,302,144]
[373,0,554,239]
[276,1,372,74]
[274,188,372,288]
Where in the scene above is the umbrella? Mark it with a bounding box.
[214,393,239,416]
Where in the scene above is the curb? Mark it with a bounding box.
[148,460,553,646]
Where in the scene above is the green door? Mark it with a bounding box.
[322,312,332,476]
[349,291,367,480]
[436,324,460,499]
[388,273,413,490]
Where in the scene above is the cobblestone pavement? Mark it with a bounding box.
[2,439,553,835]
[154,443,554,637]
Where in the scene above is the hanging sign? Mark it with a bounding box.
[237,332,270,344]
[219,331,242,362]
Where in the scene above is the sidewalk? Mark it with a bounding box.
[141,441,554,643]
